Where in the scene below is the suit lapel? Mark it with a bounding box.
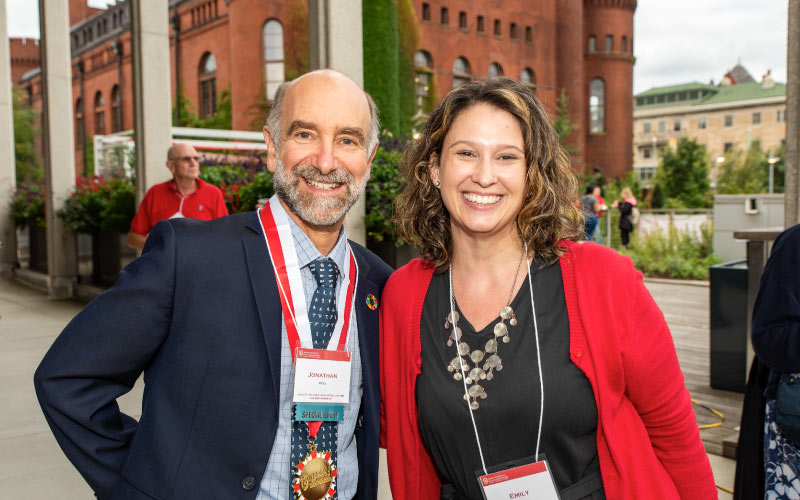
[351,248,380,405]
[243,212,282,404]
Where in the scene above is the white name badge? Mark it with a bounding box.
[478,460,561,500]
[292,348,352,404]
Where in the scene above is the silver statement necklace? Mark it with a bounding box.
[445,243,526,410]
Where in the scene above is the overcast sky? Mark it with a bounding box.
[4,0,789,95]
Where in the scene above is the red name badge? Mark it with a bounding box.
[478,460,560,500]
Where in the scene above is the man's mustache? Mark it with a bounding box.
[291,164,354,185]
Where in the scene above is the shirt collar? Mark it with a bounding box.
[282,205,348,275]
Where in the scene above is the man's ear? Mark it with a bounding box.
[428,152,440,187]
[263,125,278,172]
[166,159,176,176]
[367,143,378,166]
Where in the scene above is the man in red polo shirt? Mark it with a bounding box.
[125,143,229,250]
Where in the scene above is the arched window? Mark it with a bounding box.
[94,91,105,135]
[263,20,284,100]
[199,52,217,118]
[452,56,471,88]
[520,67,536,86]
[605,35,613,52]
[414,50,432,69]
[414,50,433,113]
[111,85,122,132]
[488,62,503,78]
[588,35,596,52]
[589,78,605,133]
[75,98,84,150]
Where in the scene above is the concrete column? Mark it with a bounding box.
[130,0,172,204]
[0,0,17,276]
[308,0,366,245]
[786,0,800,227]
[39,0,77,298]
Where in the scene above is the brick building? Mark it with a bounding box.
[12,0,636,178]
[633,65,787,186]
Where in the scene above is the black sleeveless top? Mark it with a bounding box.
[416,260,605,500]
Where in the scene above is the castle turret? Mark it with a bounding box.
[582,0,636,178]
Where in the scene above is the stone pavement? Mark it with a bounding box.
[0,276,735,499]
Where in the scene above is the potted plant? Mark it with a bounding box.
[199,159,273,213]
[365,136,418,268]
[9,180,47,272]
[59,176,135,285]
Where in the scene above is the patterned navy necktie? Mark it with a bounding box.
[290,258,339,498]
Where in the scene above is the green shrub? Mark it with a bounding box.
[9,179,46,228]
[365,136,406,245]
[59,176,136,234]
[620,222,721,280]
[199,163,273,214]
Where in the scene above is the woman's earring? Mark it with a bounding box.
[433,180,441,188]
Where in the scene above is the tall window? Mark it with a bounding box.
[643,122,651,134]
[452,57,471,88]
[422,3,430,21]
[199,52,217,118]
[520,67,535,87]
[75,98,84,150]
[621,35,628,52]
[441,7,449,25]
[605,35,613,51]
[458,11,467,29]
[673,120,681,132]
[589,78,605,133]
[494,19,501,36]
[752,112,762,125]
[94,91,105,135]
[525,26,532,43]
[488,62,503,78]
[477,15,485,33]
[588,35,596,52]
[263,20,285,100]
[510,23,518,39]
[414,50,433,113]
[698,117,707,129]
[658,120,666,133]
[778,109,785,123]
[111,84,122,132]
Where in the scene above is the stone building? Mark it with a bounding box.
[11,0,637,178]
[633,64,787,186]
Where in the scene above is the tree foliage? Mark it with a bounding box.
[363,0,400,135]
[552,89,579,157]
[716,141,784,194]
[653,137,711,208]
[396,0,420,134]
[173,87,233,130]
[12,86,41,181]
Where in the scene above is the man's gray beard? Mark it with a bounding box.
[272,158,368,227]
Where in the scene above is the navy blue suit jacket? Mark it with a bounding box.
[34,212,392,500]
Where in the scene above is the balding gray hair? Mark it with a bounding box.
[265,80,380,157]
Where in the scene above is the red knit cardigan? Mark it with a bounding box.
[379,240,716,500]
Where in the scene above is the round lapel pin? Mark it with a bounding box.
[365,294,378,310]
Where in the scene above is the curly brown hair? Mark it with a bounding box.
[394,77,583,269]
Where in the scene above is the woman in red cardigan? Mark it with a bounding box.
[379,78,716,500]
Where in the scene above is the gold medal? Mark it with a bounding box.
[293,445,337,500]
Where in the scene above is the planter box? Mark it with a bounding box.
[28,226,48,273]
[91,231,122,286]
[367,239,419,270]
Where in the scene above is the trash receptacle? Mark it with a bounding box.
[709,259,748,393]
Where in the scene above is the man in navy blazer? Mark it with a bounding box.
[34,70,392,500]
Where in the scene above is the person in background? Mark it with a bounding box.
[125,143,228,250]
[613,187,637,248]
[592,185,607,244]
[380,77,716,500]
[750,224,800,499]
[579,185,600,241]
